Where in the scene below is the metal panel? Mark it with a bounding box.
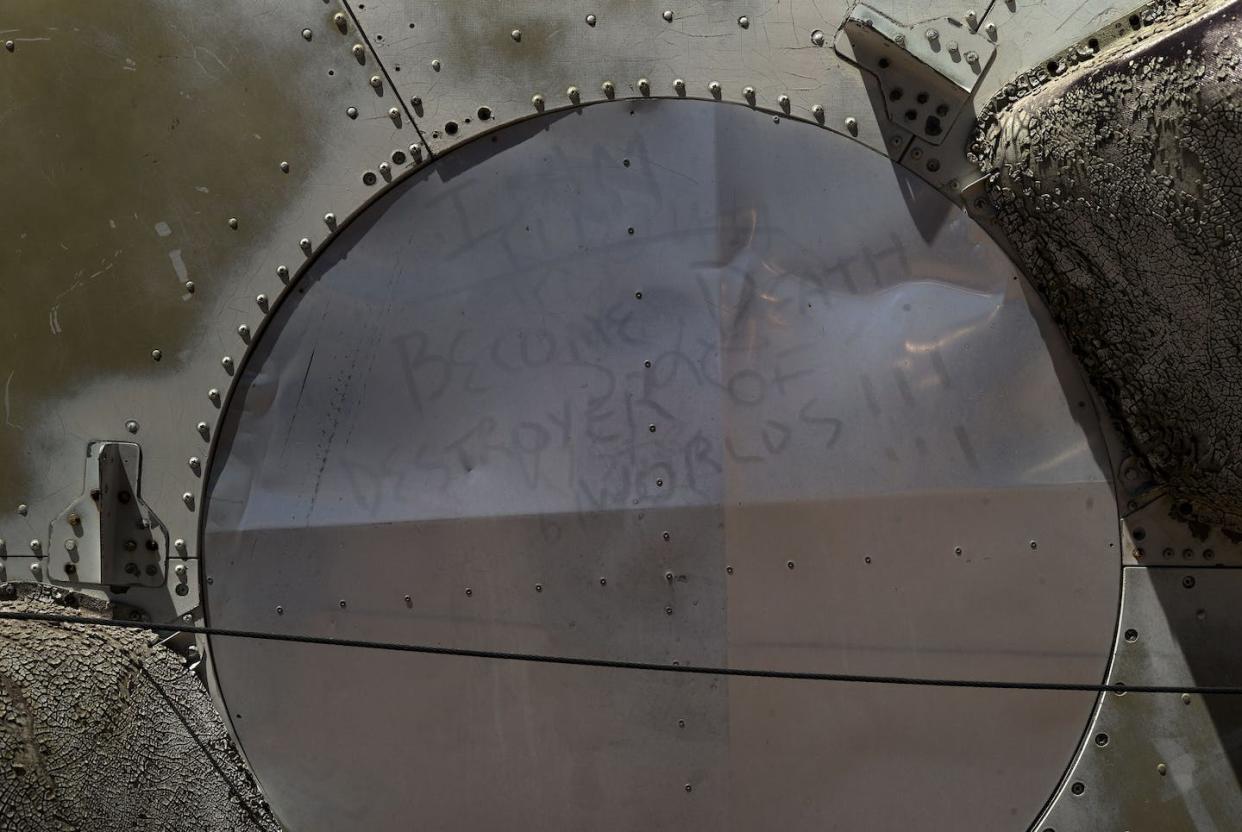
[0,0,423,622]
[204,100,1119,831]
[1035,566,1242,831]
[349,0,910,156]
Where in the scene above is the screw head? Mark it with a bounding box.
[64,539,76,552]
[965,50,980,63]
[388,106,400,119]
[673,78,685,94]
[926,28,939,42]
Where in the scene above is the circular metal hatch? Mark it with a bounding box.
[203,100,1119,831]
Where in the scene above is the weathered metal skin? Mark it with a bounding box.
[972,0,1242,530]
[1,0,1241,830]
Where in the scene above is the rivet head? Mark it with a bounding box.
[370,75,382,88]
[125,420,139,434]
[237,324,250,340]
[29,540,41,554]
[174,563,187,577]
[299,237,312,252]
[333,12,348,30]
[811,28,826,46]
[279,161,290,173]
[585,13,597,26]
[65,539,76,552]
[301,28,313,41]
[347,106,358,119]
[812,103,825,120]
[352,44,365,59]
[1157,763,1168,776]
[185,280,195,293]
[388,106,400,119]
[743,85,755,101]
[845,116,859,133]
[379,162,391,175]
[511,29,522,42]
[567,85,580,101]
[926,28,939,42]
[663,10,674,22]
[324,212,337,227]
[16,504,27,517]
[777,94,790,109]
[966,10,979,28]
[431,59,441,71]
[965,50,979,63]
[227,217,239,230]
[673,78,685,93]
[256,293,268,309]
[985,22,997,37]
[197,421,210,437]
[30,562,41,575]
[738,15,749,28]
[4,41,13,52]
[708,81,721,96]
[221,355,234,372]
[183,492,195,509]
[601,80,615,96]
[151,349,162,362]
[188,457,201,474]
[894,33,906,47]
[409,143,423,159]
[174,539,187,554]
[276,265,290,281]
[638,78,650,95]
[531,93,545,109]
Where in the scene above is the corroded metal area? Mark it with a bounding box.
[204,100,1119,831]
[0,0,419,616]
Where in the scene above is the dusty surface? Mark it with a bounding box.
[971,0,1242,528]
[0,584,278,832]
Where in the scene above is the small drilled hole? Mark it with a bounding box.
[1070,782,1085,796]
[904,109,917,121]
[1124,628,1138,642]
[878,57,890,69]
[916,91,929,104]
[444,121,459,135]
[889,87,903,101]
[1094,733,1109,747]
[477,106,492,121]
[1088,37,1099,52]
[391,150,407,165]
[1129,14,1141,28]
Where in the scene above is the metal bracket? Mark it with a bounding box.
[835,4,996,146]
[47,441,168,587]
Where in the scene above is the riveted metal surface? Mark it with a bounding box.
[1035,566,1242,831]
[349,0,912,156]
[0,1,423,620]
[204,100,1119,831]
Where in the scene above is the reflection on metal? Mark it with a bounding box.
[1036,566,1242,831]
[47,442,168,588]
[204,100,1118,831]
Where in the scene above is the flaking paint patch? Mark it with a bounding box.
[972,0,1242,528]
